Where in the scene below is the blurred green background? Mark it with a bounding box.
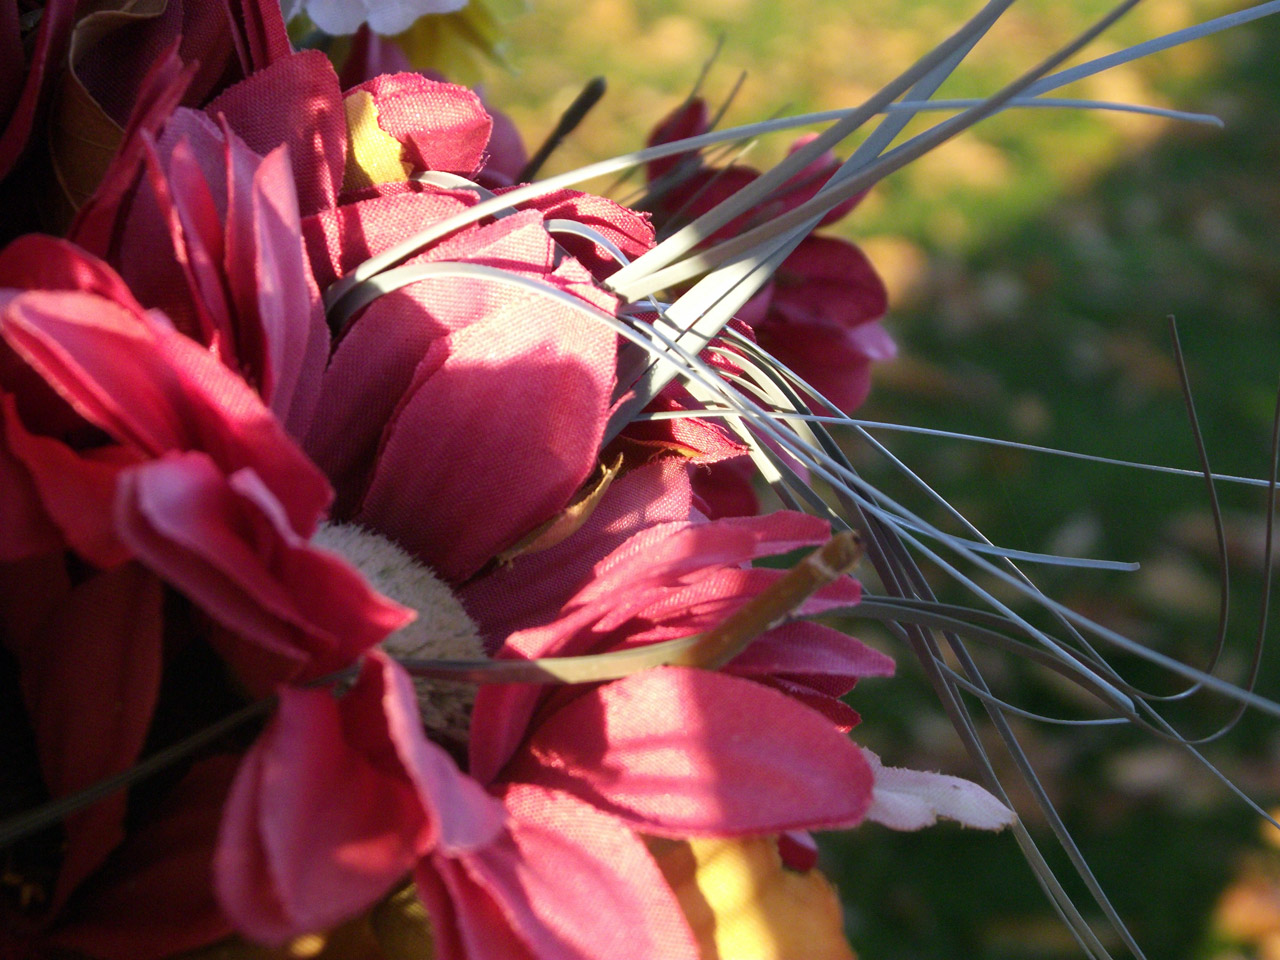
[481,3,1280,957]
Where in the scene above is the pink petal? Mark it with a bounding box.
[653,165,761,243]
[689,454,760,519]
[758,677,863,733]
[459,457,695,650]
[224,134,329,435]
[417,855,538,960]
[508,667,875,835]
[0,234,147,312]
[0,289,331,536]
[729,620,894,680]
[217,653,505,943]
[356,288,616,581]
[757,319,897,413]
[116,452,410,690]
[70,47,194,261]
[618,381,748,467]
[779,133,865,225]
[303,208,565,514]
[646,97,709,181]
[365,651,506,854]
[573,511,831,608]
[468,510,837,783]
[2,395,136,567]
[204,51,346,216]
[301,182,473,289]
[862,749,1015,831]
[514,189,654,280]
[0,0,77,179]
[442,784,699,960]
[767,235,888,332]
[350,73,491,177]
[137,132,235,356]
[224,0,293,71]
[216,679,425,943]
[112,109,228,345]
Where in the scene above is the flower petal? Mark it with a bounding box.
[509,667,874,835]
[0,287,331,536]
[215,676,424,943]
[728,620,894,681]
[50,756,239,960]
[369,651,507,854]
[347,73,490,177]
[203,51,346,216]
[2,396,137,566]
[458,457,696,649]
[449,784,700,960]
[116,452,409,690]
[861,749,1016,831]
[356,288,616,581]
[224,135,330,436]
[18,564,163,906]
[0,398,64,561]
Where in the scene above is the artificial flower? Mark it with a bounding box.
[0,0,292,243]
[0,26,1010,960]
[646,97,897,412]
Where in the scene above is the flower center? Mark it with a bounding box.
[312,522,483,748]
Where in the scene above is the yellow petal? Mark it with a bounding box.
[342,90,411,193]
[649,836,857,960]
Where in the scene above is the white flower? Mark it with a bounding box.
[282,0,469,36]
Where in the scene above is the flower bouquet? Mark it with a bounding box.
[1,1,1277,958]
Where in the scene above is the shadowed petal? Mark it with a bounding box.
[203,51,345,216]
[50,756,239,960]
[116,453,409,690]
[356,294,616,582]
[19,564,163,907]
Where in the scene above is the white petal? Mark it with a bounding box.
[862,749,1016,831]
[299,0,470,36]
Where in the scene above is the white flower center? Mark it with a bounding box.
[313,522,484,747]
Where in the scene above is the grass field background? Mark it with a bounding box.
[481,4,1280,957]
